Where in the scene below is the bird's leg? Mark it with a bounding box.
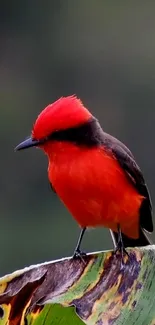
[114,224,129,261]
[73,227,87,259]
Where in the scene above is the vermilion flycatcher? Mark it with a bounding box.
[15,96,153,256]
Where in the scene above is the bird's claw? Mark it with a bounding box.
[73,248,87,263]
[114,243,129,268]
[114,245,129,257]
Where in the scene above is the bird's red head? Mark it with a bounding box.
[32,95,92,140]
[15,96,92,151]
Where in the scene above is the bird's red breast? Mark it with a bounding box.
[46,140,144,239]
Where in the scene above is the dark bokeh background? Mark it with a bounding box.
[0,1,155,275]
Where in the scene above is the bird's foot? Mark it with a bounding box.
[114,244,129,258]
[73,248,87,263]
[113,224,130,268]
[114,242,129,269]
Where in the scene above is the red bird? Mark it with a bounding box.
[15,96,153,256]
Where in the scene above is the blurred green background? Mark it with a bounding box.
[0,1,155,275]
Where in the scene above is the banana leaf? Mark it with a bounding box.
[0,246,155,325]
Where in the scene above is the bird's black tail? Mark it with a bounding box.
[110,228,152,248]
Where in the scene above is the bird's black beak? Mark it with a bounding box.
[15,137,42,151]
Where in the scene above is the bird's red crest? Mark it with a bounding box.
[32,95,91,140]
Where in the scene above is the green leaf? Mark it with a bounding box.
[0,247,155,325]
[27,304,83,325]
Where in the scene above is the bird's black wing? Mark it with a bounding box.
[103,132,153,233]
